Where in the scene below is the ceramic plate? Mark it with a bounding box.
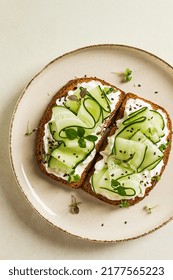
[9,44,173,242]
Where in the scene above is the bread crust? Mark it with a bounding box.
[82,93,172,206]
[35,77,125,189]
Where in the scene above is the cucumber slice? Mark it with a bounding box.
[123,107,149,126]
[149,110,165,137]
[48,156,72,174]
[89,85,111,112]
[77,98,95,128]
[52,105,77,120]
[150,110,165,130]
[116,117,160,144]
[137,138,164,172]
[130,130,164,171]
[85,97,101,123]
[107,154,134,181]
[114,137,147,171]
[102,108,110,121]
[122,107,164,139]
[92,169,141,199]
[48,156,81,182]
[51,146,79,168]
[64,88,81,114]
[52,106,88,136]
[130,130,147,142]
[62,138,93,149]
[144,127,160,143]
[55,118,87,138]
[147,157,163,170]
[49,121,59,140]
[91,168,110,192]
[51,138,95,169]
[117,174,142,197]
[116,117,147,140]
[77,97,101,128]
[128,107,147,118]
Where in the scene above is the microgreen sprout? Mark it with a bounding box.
[119,200,130,208]
[159,140,170,152]
[143,205,158,214]
[101,179,136,197]
[69,195,82,214]
[112,68,133,83]
[25,121,37,136]
[67,170,81,183]
[65,127,98,148]
[124,68,132,82]
[151,175,161,182]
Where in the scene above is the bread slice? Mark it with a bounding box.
[82,93,172,206]
[36,77,125,189]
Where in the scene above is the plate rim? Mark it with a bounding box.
[9,44,173,243]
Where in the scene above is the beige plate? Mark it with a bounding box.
[9,44,173,242]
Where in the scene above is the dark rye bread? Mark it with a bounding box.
[35,77,125,189]
[82,93,172,206]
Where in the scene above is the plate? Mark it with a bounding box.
[9,44,173,242]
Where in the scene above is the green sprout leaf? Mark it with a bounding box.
[65,128,78,140]
[77,127,85,138]
[85,135,98,142]
[78,138,86,148]
[64,127,98,148]
[115,186,128,196]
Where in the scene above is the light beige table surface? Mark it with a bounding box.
[1,0,173,260]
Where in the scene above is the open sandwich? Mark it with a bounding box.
[36,77,172,207]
